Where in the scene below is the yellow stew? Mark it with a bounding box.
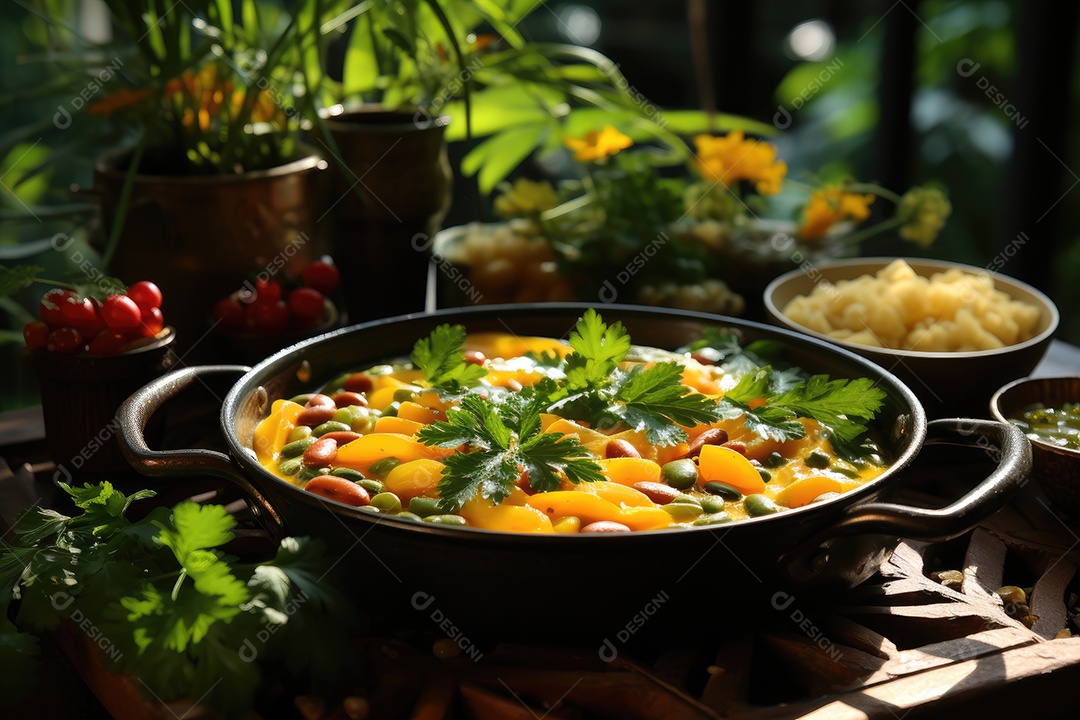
[253,329,886,533]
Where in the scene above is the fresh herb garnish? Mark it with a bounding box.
[0,482,352,713]
[722,366,886,456]
[534,309,725,445]
[417,393,603,511]
[411,323,488,396]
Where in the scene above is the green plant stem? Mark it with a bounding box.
[833,215,906,248]
[101,137,146,269]
[844,182,903,204]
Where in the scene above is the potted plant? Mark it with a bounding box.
[438,125,952,316]
[9,0,344,347]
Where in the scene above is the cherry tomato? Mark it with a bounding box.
[301,260,340,295]
[127,281,163,312]
[102,294,142,331]
[213,296,247,329]
[287,287,325,321]
[251,300,290,333]
[254,278,282,303]
[88,330,130,355]
[39,288,76,327]
[47,326,84,354]
[141,306,165,337]
[60,296,105,338]
[23,321,49,351]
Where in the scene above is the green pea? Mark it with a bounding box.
[281,436,316,458]
[700,495,727,514]
[393,387,416,403]
[287,425,313,443]
[661,459,699,490]
[332,407,354,424]
[804,450,830,469]
[322,373,352,395]
[703,482,742,501]
[408,497,443,518]
[758,469,772,483]
[764,452,787,468]
[693,512,731,526]
[356,479,385,495]
[370,492,402,513]
[368,457,402,476]
[313,421,352,437]
[833,467,860,479]
[381,402,400,418]
[288,393,315,405]
[278,457,304,476]
[330,467,365,481]
[662,502,704,520]
[395,512,423,522]
[744,493,780,517]
[670,494,702,506]
[423,514,468,526]
[358,505,380,515]
[298,467,322,482]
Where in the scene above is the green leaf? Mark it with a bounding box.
[411,324,488,395]
[518,432,603,492]
[461,122,547,193]
[612,362,723,445]
[771,375,886,443]
[0,265,42,299]
[564,309,631,390]
[438,447,519,510]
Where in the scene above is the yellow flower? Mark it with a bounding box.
[799,187,876,240]
[88,87,150,117]
[494,178,560,217]
[897,187,951,247]
[565,125,633,163]
[692,131,787,195]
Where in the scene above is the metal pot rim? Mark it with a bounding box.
[94,145,326,184]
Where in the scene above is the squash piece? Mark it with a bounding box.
[540,413,562,432]
[373,416,424,435]
[576,481,656,508]
[383,459,445,501]
[253,399,303,463]
[698,445,766,495]
[545,418,608,445]
[597,458,662,486]
[775,476,843,508]
[335,433,450,470]
[584,429,654,459]
[398,401,442,424]
[524,491,670,530]
[460,496,554,533]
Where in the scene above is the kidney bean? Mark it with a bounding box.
[303,436,338,467]
[306,393,335,409]
[633,481,680,505]
[318,431,361,445]
[296,405,336,427]
[722,441,747,456]
[332,391,368,408]
[344,373,374,393]
[606,439,641,459]
[684,428,728,458]
[580,520,631,533]
[464,350,486,366]
[305,475,370,507]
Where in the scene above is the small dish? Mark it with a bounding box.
[991,376,1080,516]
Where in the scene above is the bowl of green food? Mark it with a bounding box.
[991,376,1080,516]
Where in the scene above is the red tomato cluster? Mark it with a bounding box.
[212,259,340,334]
[23,281,165,355]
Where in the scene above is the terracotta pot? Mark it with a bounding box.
[322,108,452,321]
[95,148,329,355]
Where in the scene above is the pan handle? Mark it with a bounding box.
[117,365,286,541]
[829,418,1031,541]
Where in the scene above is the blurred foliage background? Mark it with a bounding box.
[2,0,1078,411]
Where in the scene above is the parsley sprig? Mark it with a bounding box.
[411,323,488,396]
[418,393,603,511]
[0,482,352,713]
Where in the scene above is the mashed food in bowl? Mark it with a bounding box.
[781,259,1041,352]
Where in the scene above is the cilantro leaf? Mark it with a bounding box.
[771,375,886,444]
[0,265,43,298]
[411,324,487,395]
[612,362,725,444]
[564,309,631,390]
[418,392,602,511]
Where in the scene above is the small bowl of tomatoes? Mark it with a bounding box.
[209,257,346,364]
[24,280,178,478]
